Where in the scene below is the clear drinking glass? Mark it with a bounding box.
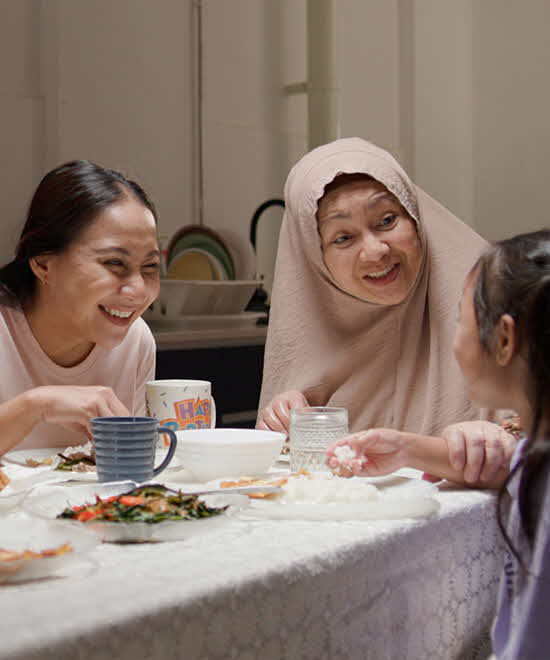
[289,407,349,472]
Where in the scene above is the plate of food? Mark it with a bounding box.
[3,443,182,480]
[0,518,98,584]
[205,473,300,499]
[236,471,440,521]
[0,466,69,513]
[23,481,249,543]
[0,466,27,513]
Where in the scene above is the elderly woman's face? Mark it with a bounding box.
[317,176,422,305]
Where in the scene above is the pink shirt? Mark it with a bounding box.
[0,305,156,449]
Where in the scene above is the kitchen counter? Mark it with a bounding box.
[149,323,268,351]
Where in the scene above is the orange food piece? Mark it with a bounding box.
[219,470,311,498]
[0,468,9,492]
[119,496,146,507]
[25,456,54,468]
[0,543,73,562]
[76,510,100,522]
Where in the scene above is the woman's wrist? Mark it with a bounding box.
[21,387,49,425]
[0,389,44,455]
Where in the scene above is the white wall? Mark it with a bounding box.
[2,0,550,278]
[0,0,196,265]
[411,0,475,227]
[473,0,550,240]
[43,0,195,246]
[0,0,43,261]
[202,0,306,287]
[335,1,402,158]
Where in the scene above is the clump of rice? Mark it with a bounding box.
[333,445,357,464]
[282,472,378,504]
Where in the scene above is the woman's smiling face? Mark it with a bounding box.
[32,195,161,361]
[317,175,423,305]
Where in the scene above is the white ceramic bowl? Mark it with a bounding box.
[175,428,286,482]
[144,279,259,319]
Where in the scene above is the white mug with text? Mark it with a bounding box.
[146,380,216,440]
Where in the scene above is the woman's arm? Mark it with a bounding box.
[0,390,43,455]
[0,385,129,456]
[327,428,510,489]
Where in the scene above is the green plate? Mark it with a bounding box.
[166,226,235,280]
[168,231,235,280]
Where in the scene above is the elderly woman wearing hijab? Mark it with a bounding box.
[257,137,516,485]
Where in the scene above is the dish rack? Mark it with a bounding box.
[144,279,260,320]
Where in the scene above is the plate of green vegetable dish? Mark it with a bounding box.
[22,481,249,543]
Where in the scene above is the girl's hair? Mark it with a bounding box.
[472,228,550,562]
[0,160,157,307]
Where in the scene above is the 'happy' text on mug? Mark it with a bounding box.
[161,397,211,431]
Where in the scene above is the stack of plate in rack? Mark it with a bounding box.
[144,224,265,330]
[165,225,236,281]
[143,279,263,329]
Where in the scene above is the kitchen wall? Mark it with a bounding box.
[0,0,195,266]
[0,0,43,255]
[473,0,550,240]
[1,0,550,279]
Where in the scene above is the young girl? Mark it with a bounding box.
[327,229,550,657]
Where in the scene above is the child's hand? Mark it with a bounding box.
[326,429,409,478]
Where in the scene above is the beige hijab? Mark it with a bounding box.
[259,137,487,436]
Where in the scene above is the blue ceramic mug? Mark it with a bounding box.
[91,417,178,483]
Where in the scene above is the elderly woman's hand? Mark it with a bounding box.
[256,390,309,435]
[438,420,517,484]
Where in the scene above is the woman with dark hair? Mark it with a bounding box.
[0,160,161,454]
[329,229,550,656]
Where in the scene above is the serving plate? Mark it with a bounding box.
[0,518,98,584]
[3,447,63,468]
[238,474,439,522]
[23,481,249,543]
[0,471,71,513]
[3,447,182,481]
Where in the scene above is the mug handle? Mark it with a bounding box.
[153,426,178,477]
[211,397,216,428]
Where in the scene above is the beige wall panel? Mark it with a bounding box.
[0,96,43,263]
[335,0,401,152]
[49,0,194,239]
[412,0,474,228]
[474,0,550,240]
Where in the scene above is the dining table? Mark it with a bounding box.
[0,459,504,660]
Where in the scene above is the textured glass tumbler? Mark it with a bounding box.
[289,407,349,472]
[91,417,177,483]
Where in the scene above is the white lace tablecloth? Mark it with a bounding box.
[0,476,503,660]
